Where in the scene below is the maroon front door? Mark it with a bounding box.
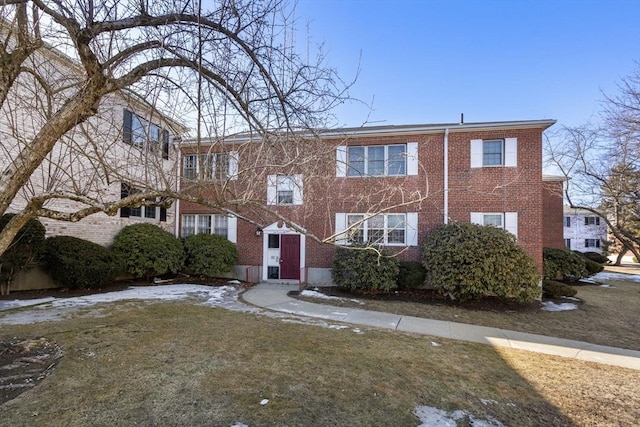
[280,234,300,280]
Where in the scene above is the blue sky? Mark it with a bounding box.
[294,0,640,128]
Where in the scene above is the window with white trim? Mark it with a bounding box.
[470,212,518,237]
[267,175,303,205]
[123,109,170,159]
[564,216,571,227]
[585,239,600,248]
[346,145,406,176]
[470,138,517,168]
[182,152,237,180]
[564,239,571,249]
[336,143,418,177]
[584,216,600,226]
[180,214,236,242]
[119,183,167,222]
[335,213,418,246]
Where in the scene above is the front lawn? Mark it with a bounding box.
[0,300,638,426]
[295,273,640,351]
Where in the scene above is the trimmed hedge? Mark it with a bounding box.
[112,223,184,279]
[397,261,426,289]
[331,245,399,292]
[581,251,609,264]
[422,223,540,303]
[0,214,46,288]
[542,280,578,298]
[183,234,238,277]
[543,248,587,280]
[43,236,122,289]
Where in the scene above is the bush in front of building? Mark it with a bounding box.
[397,261,426,289]
[183,234,238,277]
[0,214,46,292]
[542,279,578,298]
[543,248,588,280]
[581,251,609,264]
[112,223,184,279]
[331,245,399,292]
[43,236,122,289]
[422,223,540,303]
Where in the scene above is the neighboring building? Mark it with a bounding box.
[563,207,608,253]
[1,44,184,249]
[179,119,557,284]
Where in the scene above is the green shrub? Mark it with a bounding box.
[183,234,238,277]
[580,251,609,264]
[583,258,604,276]
[397,261,426,289]
[0,214,46,291]
[422,223,540,303]
[112,223,184,279]
[542,280,578,298]
[331,245,399,292]
[543,248,587,280]
[43,236,122,289]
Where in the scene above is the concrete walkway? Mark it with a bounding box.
[242,283,640,371]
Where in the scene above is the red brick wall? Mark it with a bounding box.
[542,180,565,250]
[179,124,550,273]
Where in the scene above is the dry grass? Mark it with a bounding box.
[298,278,640,351]
[0,301,638,426]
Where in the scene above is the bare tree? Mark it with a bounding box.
[546,66,640,263]
[0,0,353,256]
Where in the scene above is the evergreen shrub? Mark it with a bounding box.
[112,223,184,279]
[581,251,609,264]
[422,223,540,303]
[542,280,578,298]
[331,245,399,292]
[43,236,122,288]
[397,261,426,289]
[183,234,238,277]
[0,214,46,290]
[543,248,587,280]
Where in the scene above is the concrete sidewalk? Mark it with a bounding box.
[242,283,640,371]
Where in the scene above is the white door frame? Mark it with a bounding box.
[261,222,306,281]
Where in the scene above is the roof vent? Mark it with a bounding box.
[459,113,464,125]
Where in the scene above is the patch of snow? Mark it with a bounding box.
[592,271,640,283]
[431,342,441,347]
[259,399,269,405]
[541,302,578,312]
[232,423,249,427]
[414,406,505,427]
[227,279,242,285]
[299,289,364,304]
[599,284,615,288]
[562,296,581,301]
[480,399,498,405]
[0,297,55,310]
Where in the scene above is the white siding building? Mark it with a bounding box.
[563,207,608,253]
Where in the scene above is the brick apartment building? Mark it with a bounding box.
[179,119,562,284]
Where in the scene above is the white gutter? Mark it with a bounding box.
[444,128,449,225]
[174,140,181,237]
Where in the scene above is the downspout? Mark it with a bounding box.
[174,138,181,237]
[443,128,449,224]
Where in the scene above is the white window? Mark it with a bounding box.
[470,138,517,168]
[267,175,303,205]
[470,212,518,238]
[584,216,600,226]
[182,151,239,180]
[336,142,418,177]
[564,239,571,249]
[180,214,237,243]
[123,109,170,159]
[119,183,167,222]
[335,212,418,246]
[585,239,600,248]
[564,216,571,227]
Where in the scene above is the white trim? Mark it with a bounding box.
[470,139,483,168]
[227,215,237,243]
[335,213,348,245]
[336,146,347,177]
[504,138,517,167]
[406,142,419,176]
[406,212,418,246]
[261,222,305,281]
[228,151,239,180]
[505,212,518,237]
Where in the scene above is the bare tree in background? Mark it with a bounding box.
[546,66,640,263]
[0,0,354,256]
